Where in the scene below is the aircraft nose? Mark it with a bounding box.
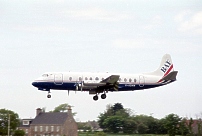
[32,82,38,87]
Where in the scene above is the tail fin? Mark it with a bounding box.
[152,54,175,78]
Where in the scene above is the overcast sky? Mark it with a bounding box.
[0,0,202,121]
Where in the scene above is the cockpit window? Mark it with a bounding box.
[42,74,49,77]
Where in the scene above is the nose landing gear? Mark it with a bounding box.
[47,94,51,98]
[47,91,51,98]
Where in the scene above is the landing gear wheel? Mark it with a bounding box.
[93,95,98,101]
[47,94,51,98]
[101,94,106,99]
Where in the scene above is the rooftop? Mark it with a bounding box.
[31,112,68,125]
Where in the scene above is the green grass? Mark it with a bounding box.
[78,132,169,136]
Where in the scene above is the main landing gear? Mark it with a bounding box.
[93,93,107,101]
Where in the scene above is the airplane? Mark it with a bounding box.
[32,54,178,101]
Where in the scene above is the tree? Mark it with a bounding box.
[112,103,123,115]
[157,118,167,134]
[137,123,148,134]
[179,118,189,136]
[163,113,181,136]
[98,103,136,133]
[0,109,19,135]
[53,103,70,112]
[13,130,25,136]
[133,114,161,134]
[187,117,194,136]
[103,116,124,133]
[97,104,115,131]
[122,118,137,134]
[197,118,202,136]
[52,103,77,116]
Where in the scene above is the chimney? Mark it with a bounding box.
[36,108,42,116]
[67,105,73,118]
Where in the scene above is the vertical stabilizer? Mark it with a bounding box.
[152,54,174,78]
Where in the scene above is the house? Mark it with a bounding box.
[86,121,103,132]
[19,119,33,135]
[77,121,102,132]
[19,107,78,136]
[186,119,202,135]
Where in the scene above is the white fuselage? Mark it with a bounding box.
[32,54,178,100]
[33,72,163,92]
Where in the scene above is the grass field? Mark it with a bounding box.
[78,132,169,136]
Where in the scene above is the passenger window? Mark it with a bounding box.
[134,79,137,83]
[85,77,88,80]
[124,78,127,82]
[119,78,122,81]
[129,78,132,82]
[95,77,99,80]
[102,78,104,80]
[79,77,82,81]
[69,77,72,81]
[42,74,48,77]
[89,77,92,80]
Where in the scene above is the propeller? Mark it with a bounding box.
[114,82,119,91]
[81,80,84,91]
[80,76,84,91]
[76,76,84,91]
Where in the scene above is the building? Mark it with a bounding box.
[86,121,102,132]
[77,121,102,132]
[19,119,33,135]
[186,119,202,135]
[19,107,78,136]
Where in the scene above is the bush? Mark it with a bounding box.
[13,130,25,136]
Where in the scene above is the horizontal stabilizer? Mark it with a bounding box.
[161,71,178,81]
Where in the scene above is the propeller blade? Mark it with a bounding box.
[114,83,119,91]
[114,87,118,91]
[81,81,83,91]
[81,76,83,91]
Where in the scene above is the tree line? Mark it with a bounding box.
[1,103,201,136]
[98,103,202,136]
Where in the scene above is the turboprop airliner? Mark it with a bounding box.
[32,54,178,101]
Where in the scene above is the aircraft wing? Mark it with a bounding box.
[83,75,120,91]
[100,75,120,84]
[99,75,120,91]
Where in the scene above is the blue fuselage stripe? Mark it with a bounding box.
[32,81,175,92]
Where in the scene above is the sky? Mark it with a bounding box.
[0,0,202,122]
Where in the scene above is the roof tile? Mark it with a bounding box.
[31,112,68,125]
